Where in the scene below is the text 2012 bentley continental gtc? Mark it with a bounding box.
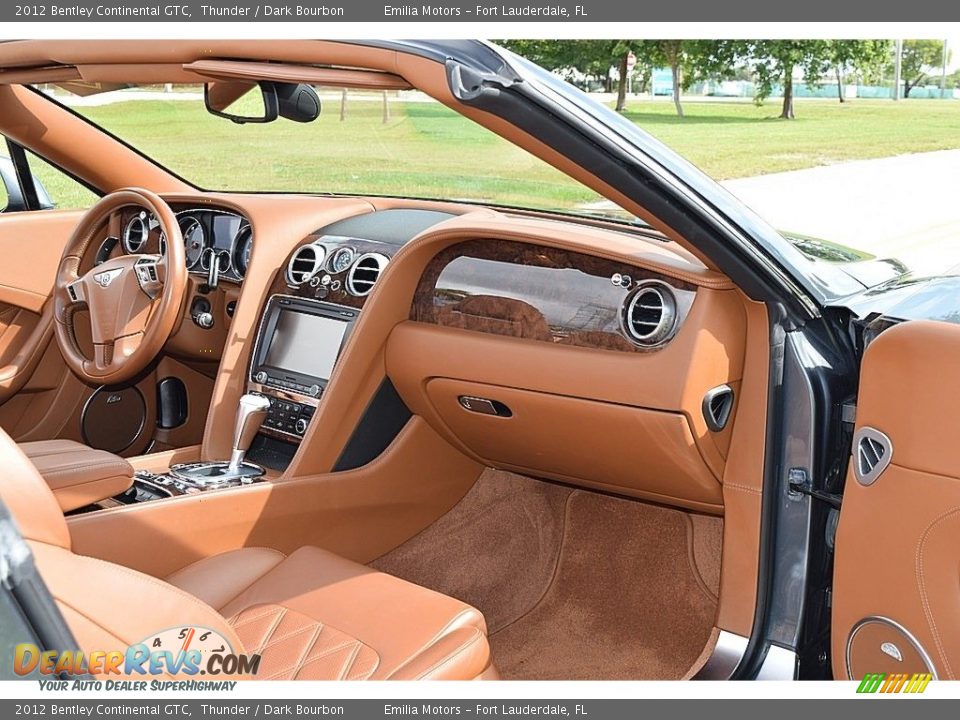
[0,40,956,682]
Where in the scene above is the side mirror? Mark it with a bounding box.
[204,81,278,124]
[0,155,55,211]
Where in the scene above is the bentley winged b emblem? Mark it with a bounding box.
[93,269,123,288]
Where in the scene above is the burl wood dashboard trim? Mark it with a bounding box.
[410,238,698,353]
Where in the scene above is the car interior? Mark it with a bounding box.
[0,40,779,681]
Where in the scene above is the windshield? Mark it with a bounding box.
[41,83,637,224]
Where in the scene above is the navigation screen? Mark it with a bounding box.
[264,310,347,380]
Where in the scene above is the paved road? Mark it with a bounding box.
[722,150,960,277]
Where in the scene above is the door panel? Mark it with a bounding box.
[833,319,960,680]
[0,210,83,406]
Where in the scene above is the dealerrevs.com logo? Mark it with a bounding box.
[856,673,933,694]
[14,626,260,690]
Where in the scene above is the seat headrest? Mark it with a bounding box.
[0,428,70,549]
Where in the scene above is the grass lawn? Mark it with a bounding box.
[25,93,960,212]
[620,98,960,179]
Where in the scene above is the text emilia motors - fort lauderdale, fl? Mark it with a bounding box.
[19,3,592,18]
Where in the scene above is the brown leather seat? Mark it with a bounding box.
[19,439,133,512]
[0,430,493,680]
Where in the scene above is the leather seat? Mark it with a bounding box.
[166,547,491,680]
[0,430,493,680]
[19,439,133,512]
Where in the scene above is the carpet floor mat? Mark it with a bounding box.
[371,468,722,679]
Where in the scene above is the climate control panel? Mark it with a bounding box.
[254,392,316,441]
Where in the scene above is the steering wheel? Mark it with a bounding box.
[53,188,187,386]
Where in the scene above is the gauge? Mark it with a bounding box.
[328,247,355,274]
[233,224,253,278]
[122,213,149,253]
[180,216,206,269]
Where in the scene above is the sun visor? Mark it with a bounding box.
[182,59,412,91]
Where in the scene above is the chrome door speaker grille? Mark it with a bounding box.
[853,427,893,486]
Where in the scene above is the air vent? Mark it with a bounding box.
[703,385,735,432]
[346,253,389,297]
[122,215,148,253]
[853,427,892,486]
[621,282,678,347]
[285,244,325,286]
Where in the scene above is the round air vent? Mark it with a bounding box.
[122,215,148,253]
[285,244,325,286]
[621,282,678,347]
[346,253,389,297]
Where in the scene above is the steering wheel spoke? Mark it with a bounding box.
[91,342,115,372]
[133,255,164,299]
[64,278,87,305]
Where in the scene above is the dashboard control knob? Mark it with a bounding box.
[195,312,214,329]
[254,371,268,384]
[308,384,321,398]
[295,418,308,435]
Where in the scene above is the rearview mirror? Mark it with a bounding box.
[204,81,278,124]
[275,83,322,123]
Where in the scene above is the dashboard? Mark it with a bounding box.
[90,194,749,513]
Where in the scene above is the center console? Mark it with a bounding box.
[115,295,361,503]
[248,295,360,442]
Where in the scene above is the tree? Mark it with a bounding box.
[633,40,738,117]
[899,40,949,97]
[497,40,635,109]
[739,40,830,119]
[819,40,891,102]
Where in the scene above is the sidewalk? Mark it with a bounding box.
[721,149,960,276]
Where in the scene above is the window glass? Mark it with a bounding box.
[26,152,99,210]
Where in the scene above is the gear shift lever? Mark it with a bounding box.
[167,393,269,488]
[228,394,271,473]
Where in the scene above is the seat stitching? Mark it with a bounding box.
[286,624,324,679]
[336,641,363,680]
[301,639,359,665]
[259,622,322,653]
[260,625,323,681]
[250,607,288,654]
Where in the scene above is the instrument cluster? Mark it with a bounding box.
[121,208,253,282]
